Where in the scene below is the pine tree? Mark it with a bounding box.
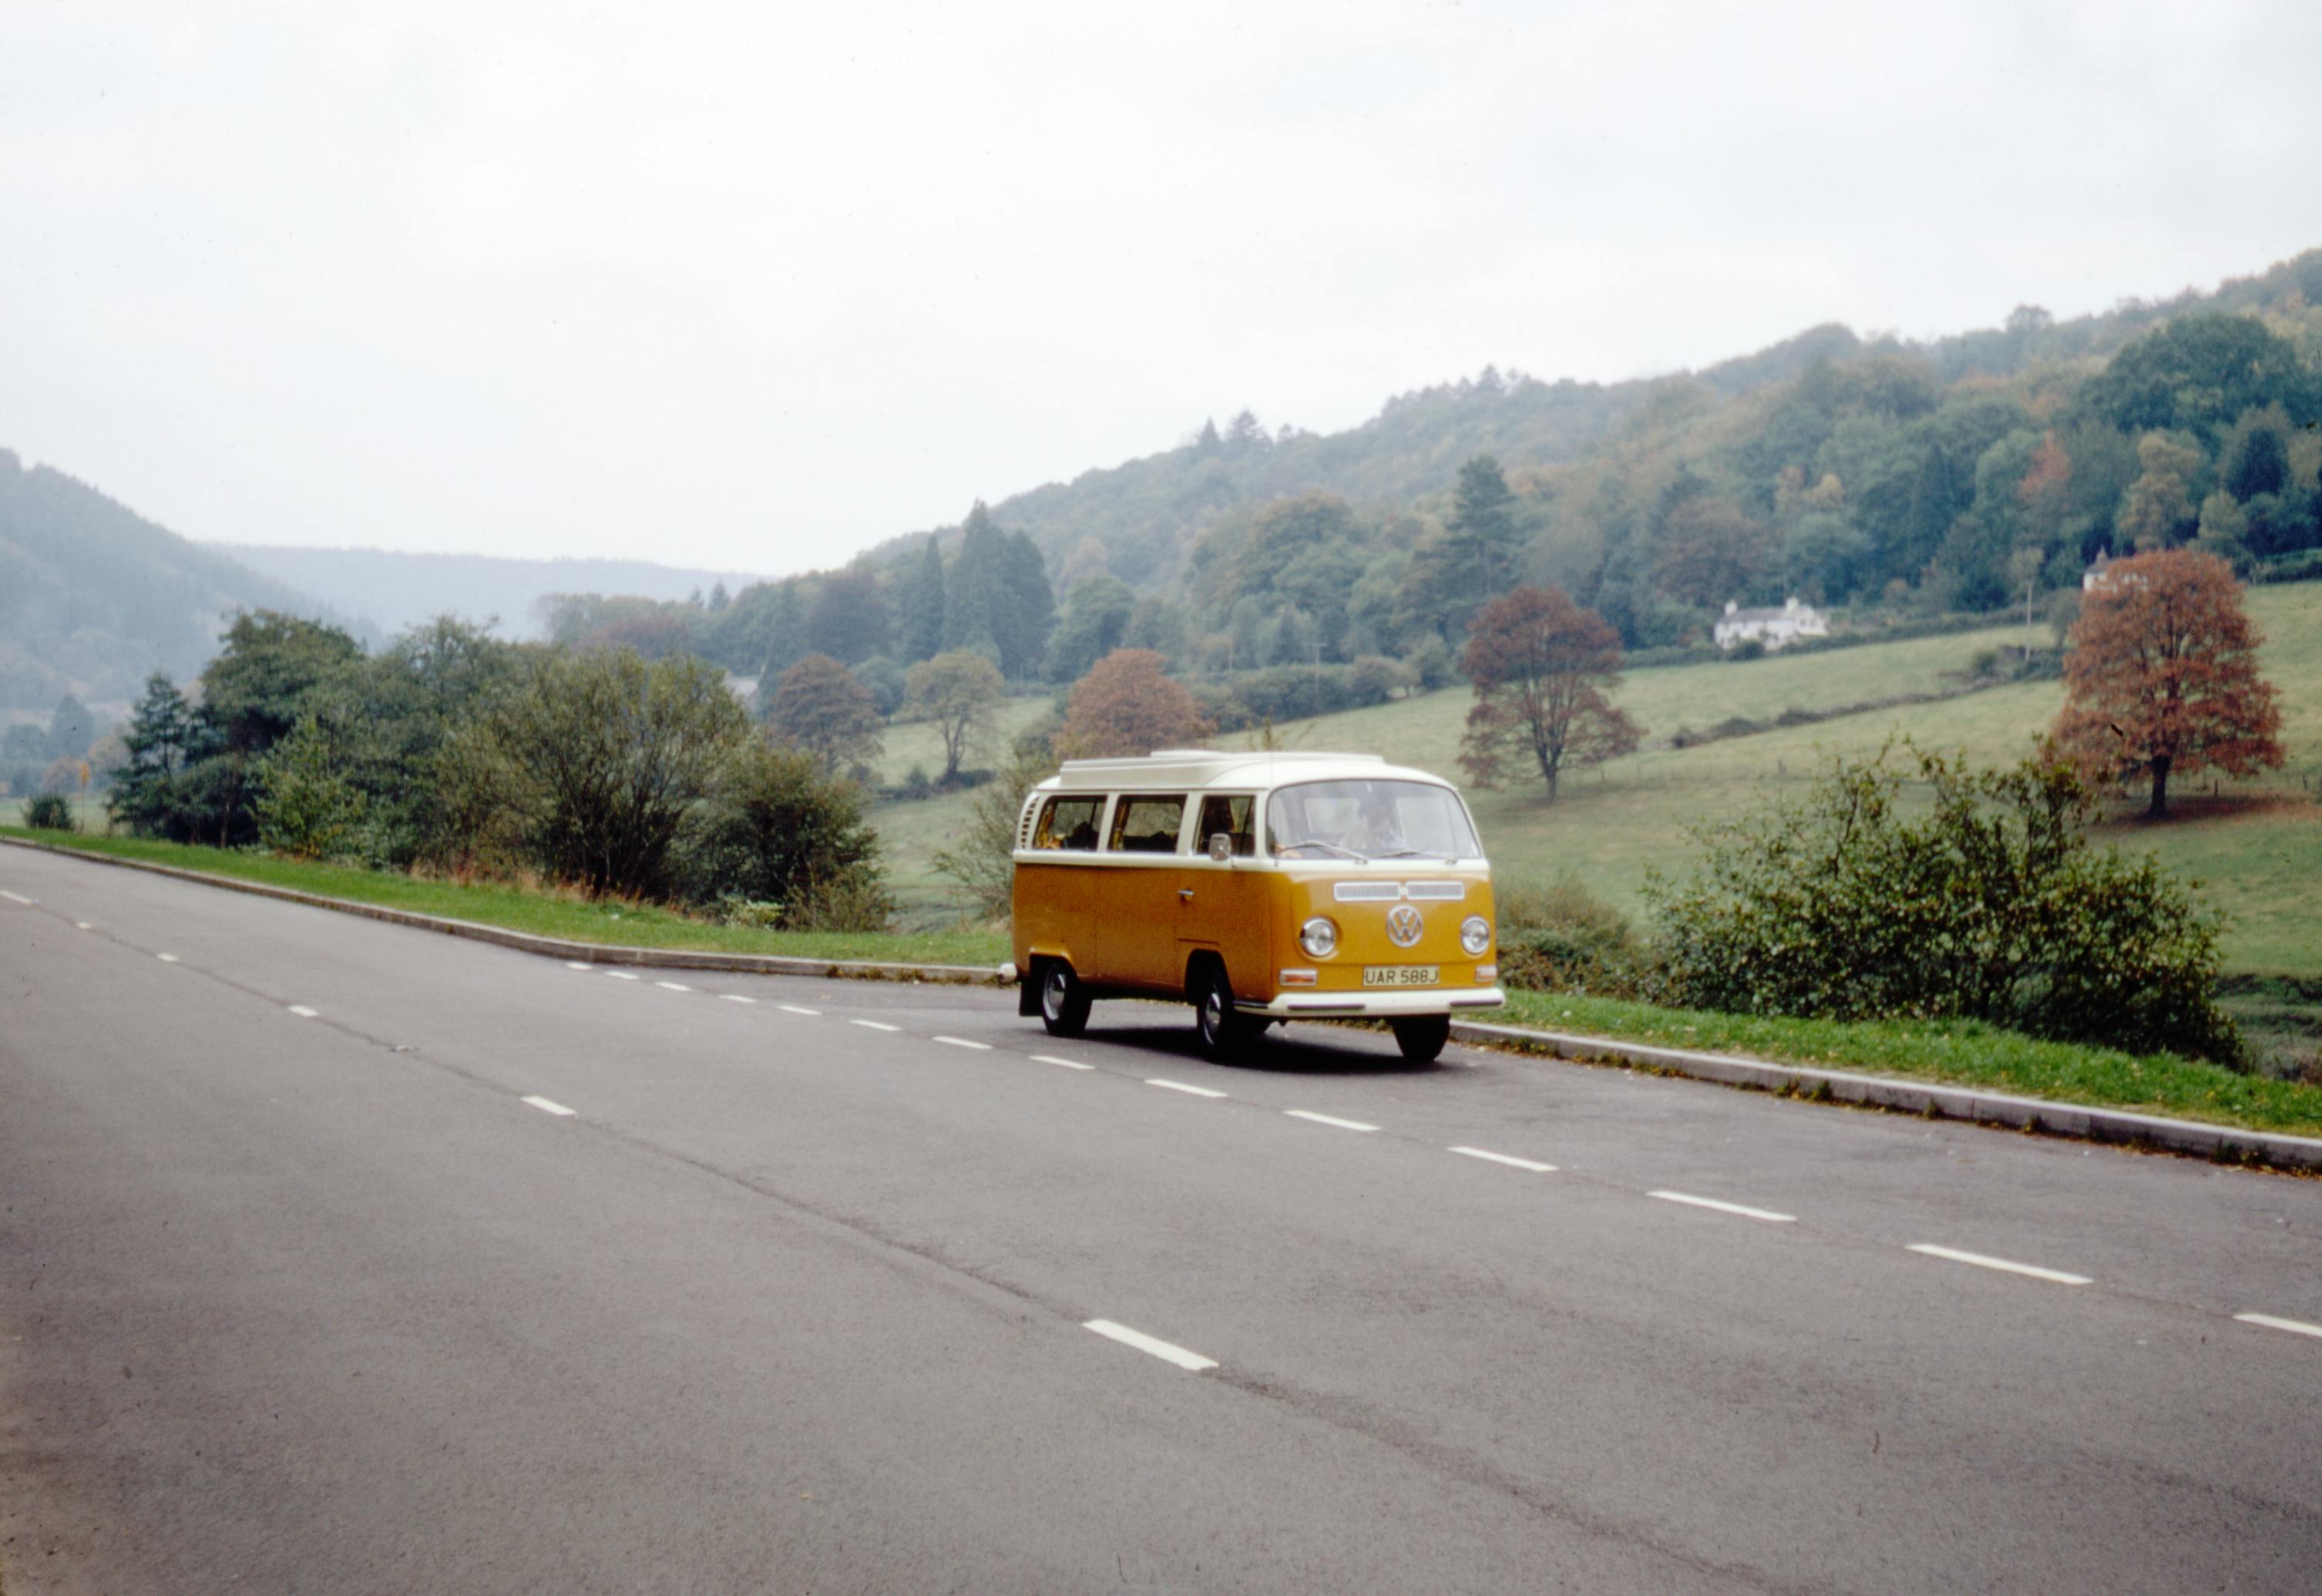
[896,535,947,665]
[994,531,1056,679]
[943,502,1006,654]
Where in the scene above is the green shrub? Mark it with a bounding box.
[1647,744,2242,1063]
[675,740,889,927]
[1495,878,1653,999]
[23,793,75,831]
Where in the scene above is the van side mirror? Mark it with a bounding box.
[1208,832,1233,863]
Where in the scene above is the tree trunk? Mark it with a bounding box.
[2148,755,2171,819]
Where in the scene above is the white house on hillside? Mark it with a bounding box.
[1713,596,1829,652]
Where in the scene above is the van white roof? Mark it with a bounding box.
[1040,749,1454,792]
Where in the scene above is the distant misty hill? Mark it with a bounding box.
[0,449,361,713]
[208,546,778,643]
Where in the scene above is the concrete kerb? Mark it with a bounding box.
[0,835,1011,987]
[1450,1019,2322,1175]
[12,834,2319,1174]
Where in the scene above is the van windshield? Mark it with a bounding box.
[1266,780,1481,862]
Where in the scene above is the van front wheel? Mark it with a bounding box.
[1193,967,1253,1060]
[1392,1014,1451,1063]
[1040,962,1090,1038]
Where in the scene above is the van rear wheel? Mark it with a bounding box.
[1040,962,1090,1037]
[1193,966,1254,1060]
[1392,1014,1451,1063]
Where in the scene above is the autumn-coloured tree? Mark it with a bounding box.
[1053,649,1211,760]
[900,649,1006,781]
[765,654,884,779]
[1459,586,1641,801]
[2053,549,2283,818]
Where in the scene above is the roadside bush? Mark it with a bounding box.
[23,793,75,831]
[676,739,889,928]
[1494,878,1652,999]
[1647,744,2242,1063]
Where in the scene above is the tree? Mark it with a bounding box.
[2076,314,2318,441]
[107,673,202,839]
[901,650,1006,781]
[764,654,884,778]
[200,610,365,754]
[804,566,891,665]
[2053,548,2284,818]
[1045,576,1137,682]
[894,535,947,664]
[1053,650,1211,760]
[1651,497,1778,609]
[677,740,889,928]
[993,530,1056,680]
[2116,431,2204,552]
[1457,586,1640,802]
[1445,455,1526,622]
[943,502,1006,655]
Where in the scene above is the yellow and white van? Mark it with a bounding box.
[1011,751,1504,1061]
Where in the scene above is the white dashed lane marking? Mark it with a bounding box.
[1083,1319,1218,1373]
[1285,1110,1379,1133]
[779,1005,822,1016]
[565,961,593,971]
[602,970,640,982]
[933,1036,991,1051]
[1650,1191,1797,1224]
[1907,1245,2091,1285]
[287,1005,319,1019]
[1032,1055,1096,1070]
[0,890,34,905]
[521,1096,577,1117]
[1450,1146,1557,1173]
[76,922,92,930]
[2235,1312,2322,1341]
[156,953,180,963]
[1147,1078,1227,1099]
[852,1020,901,1032]
[655,981,693,993]
[720,994,755,1004]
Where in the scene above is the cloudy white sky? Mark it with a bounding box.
[2,0,2316,576]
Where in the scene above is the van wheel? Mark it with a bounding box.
[1392,1015,1451,1063]
[1040,962,1090,1037]
[1194,966,1252,1059]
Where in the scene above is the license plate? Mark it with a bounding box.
[1363,966,1439,988]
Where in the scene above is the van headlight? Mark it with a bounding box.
[1299,917,1339,959]
[1460,916,1492,956]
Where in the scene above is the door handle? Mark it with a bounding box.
[1178,889,1195,902]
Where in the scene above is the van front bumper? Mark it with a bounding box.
[1240,987,1507,1019]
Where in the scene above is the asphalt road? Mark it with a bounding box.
[2,847,2318,1594]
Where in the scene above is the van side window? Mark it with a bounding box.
[1106,795,1187,854]
[1033,795,1104,851]
[1195,794,1255,856]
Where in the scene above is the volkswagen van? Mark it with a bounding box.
[1011,751,1504,1062]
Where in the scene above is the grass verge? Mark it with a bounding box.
[0,827,1013,967]
[1497,990,2322,1141]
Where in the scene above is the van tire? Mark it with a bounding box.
[1193,966,1252,1060]
[1392,1014,1450,1063]
[1040,961,1091,1037]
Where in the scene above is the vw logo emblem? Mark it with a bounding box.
[1386,905,1424,948]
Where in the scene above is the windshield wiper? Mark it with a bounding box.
[1277,839,1368,861]
[1373,848,1459,863]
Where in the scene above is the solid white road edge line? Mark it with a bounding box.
[1907,1244,2091,1285]
[779,1004,822,1016]
[1650,1190,1797,1224]
[1450,1146,1558,1172]
[603,970,640,981]
[287,1005,319,1019]
[720,993,756,1004]
[852,1020,901,1032]
[655,981,693,993]
[0,890,33,905]
[521,1096,577,1117]
[934,1036,992,1050]
[1147,1078,1227,1098]
[1033,1054,1096,1070]
[2233,1312,2322,1340]
[1285,1110,1379,1132]
[1082,1319,1218,1372]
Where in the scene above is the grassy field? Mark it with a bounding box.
[870,586,2322,975]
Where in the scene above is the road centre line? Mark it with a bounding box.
[1285,1110,1379,1133]
[1650,1190,1797,1224]
[779,1004,822,1016]
[156,953,180,963]
[654,981,693,993]
[1147,1078,1227,1098]
[1907,1244,2091,1285]
[602,970,640,981]
[287,1005,319,1019]
[76,922,92,930]
[2233,1312,2322,1341]
[933,1036,992,1050]
[0,889,33,905]
[565,961,593,971]
[521,1095,578,1117]
[1032,1054,1096,1070]
[1082,1319,1218,1372]
[720,993,755,1004]
[852,1020,901,1032]
[1450,1146,1558,1172]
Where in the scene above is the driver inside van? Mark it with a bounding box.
[1350,790,1406,855]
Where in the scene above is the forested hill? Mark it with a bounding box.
[213,545,774,643]
[876,249,2322,596]
[0,450,361,713]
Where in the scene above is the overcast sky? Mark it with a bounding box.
[3,0,2316,577]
